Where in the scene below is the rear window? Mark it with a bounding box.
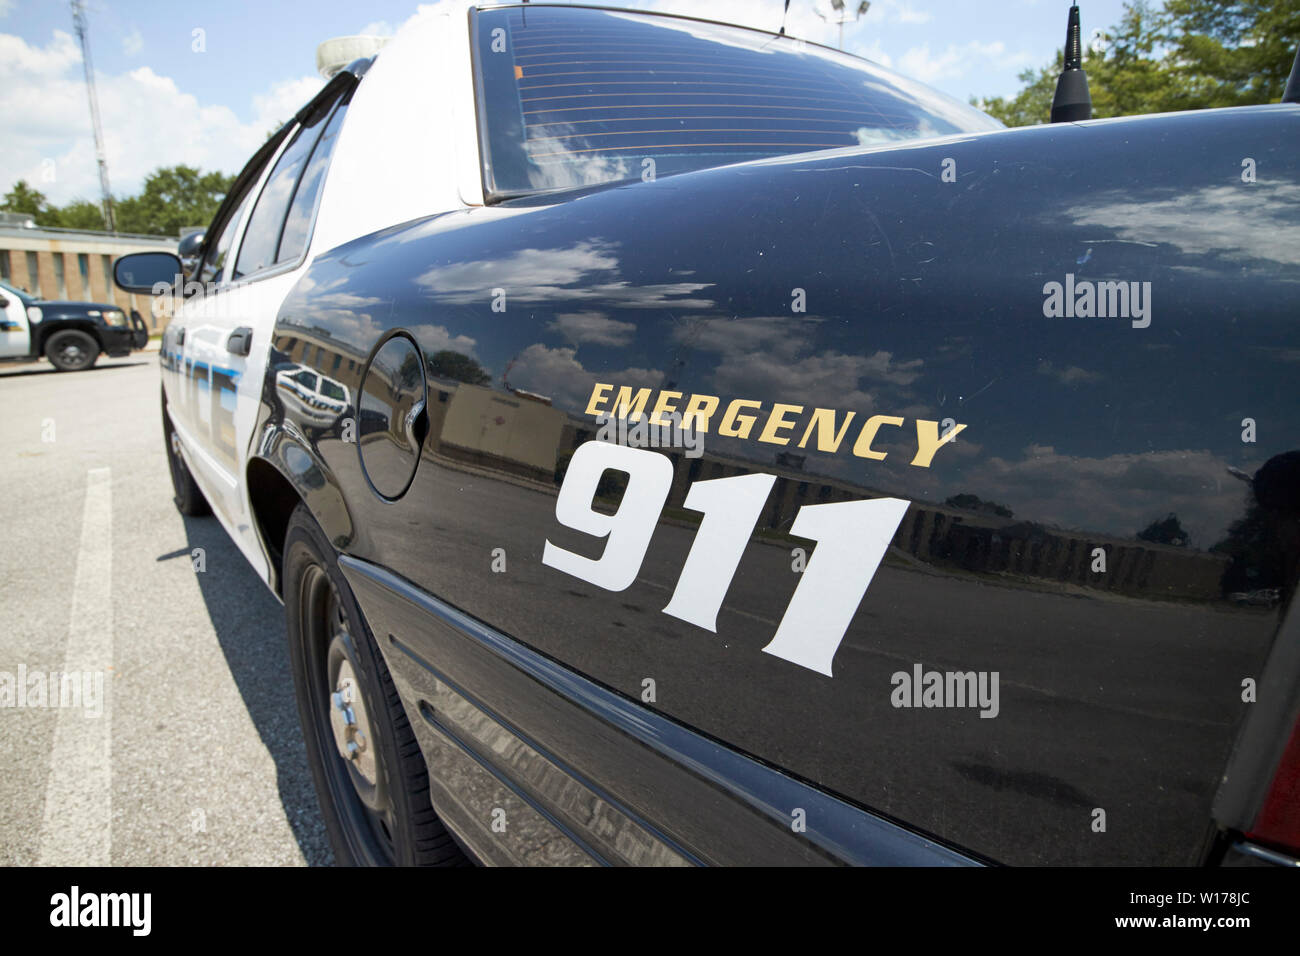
[472,5,1001,199]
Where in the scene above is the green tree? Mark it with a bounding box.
[54,199,110,230]
[1137,513,1190,547]
[976,0,1300,126]
[1,180,58,225]
[1160,0,1300,108]
[113,165,234,236]
[427,350,491,385]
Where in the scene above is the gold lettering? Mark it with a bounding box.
[681,393,719,432]
[797,408,857,453]
[852,415,904,460]
[649,390,683,426]
[612,386,653,421]
[758,403,803,445]
[911,420,966,468]
[585,382,613,417]
[718,399,763,439]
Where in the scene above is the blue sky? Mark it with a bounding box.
[2,0,1136,205]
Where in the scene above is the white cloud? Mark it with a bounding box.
[357,20,395,37]
[0,1,14,17]
[857,40,894,68]
[868,0,933,25]
[897,40,1024,83]
[1065,183,1300,268]
[121,27,142,57]
[415,240,714,309]
[0,29,322,206]
[961,446,1255,545]
[250,74,327,133]
[548,311,637,347]
[674,314,924,413]
[507,343,662,412]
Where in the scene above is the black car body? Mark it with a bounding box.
[119,4,1300,866]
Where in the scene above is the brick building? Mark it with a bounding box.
[0,214,176,330]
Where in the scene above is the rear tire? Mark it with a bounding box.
[45,330,99,372]
[162,395,211,516]
[283,502,466,866]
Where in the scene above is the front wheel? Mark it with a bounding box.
[45,330,99,372]
[283,503,466,866]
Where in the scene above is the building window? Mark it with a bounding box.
[53,253,66,299]
[0,250,9,283]
[101,255,113,298]
[332,352,342,373]
[25,252,38,295]
[78,253,90,296]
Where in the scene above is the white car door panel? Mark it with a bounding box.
[166,84,352,583]
[0,285,30,358]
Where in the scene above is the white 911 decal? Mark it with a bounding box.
[542,441,909,677]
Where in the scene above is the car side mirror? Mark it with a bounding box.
[177,231,205,278]
[114,252,183,294]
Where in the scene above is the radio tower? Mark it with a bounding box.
[71,0,116,232]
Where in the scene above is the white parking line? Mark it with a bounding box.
[37,467,113,866]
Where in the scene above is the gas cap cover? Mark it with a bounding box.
[357,334,426,500]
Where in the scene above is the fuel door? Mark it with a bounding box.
[357,333,427,500]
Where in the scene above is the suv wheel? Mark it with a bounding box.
[45,330,99,372]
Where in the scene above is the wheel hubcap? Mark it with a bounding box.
[329,659,377,786]
[61,343,86,364]
[302,563,396,861]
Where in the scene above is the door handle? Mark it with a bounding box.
[226,326,252,356]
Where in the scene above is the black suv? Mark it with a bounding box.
[0,279,148,371]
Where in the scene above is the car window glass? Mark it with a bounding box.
[320,379,346,402]
[197,188,253,287]
[234,96,337,279]
[276,97,350,264]
[473,6,1000,196]
[296,370,318,390]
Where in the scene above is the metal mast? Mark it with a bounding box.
[814,1,871,51]
[71,0,116,232]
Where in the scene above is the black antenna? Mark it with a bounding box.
[1284,46,1300,103]
[1050,4,1092,122]
[779,0,790,36]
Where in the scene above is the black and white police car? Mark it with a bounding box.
[112,2,1300,868]
[0,279,147,372]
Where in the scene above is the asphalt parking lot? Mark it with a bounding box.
[0,351,331,865]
